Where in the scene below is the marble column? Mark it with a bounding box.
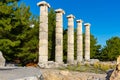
[55,9,65,63]
[84,23,91,61]
[76,20,83,62]
[37,1,50,63]
[67,14,75,64]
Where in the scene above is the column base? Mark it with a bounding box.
[83,59,100,65]
[67,60,79,65]
[55,56,63,64]
[38,61,66,68]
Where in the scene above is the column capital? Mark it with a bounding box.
[76,19,83,23]
[37,1,50,8]
[55,8,65,14]
[84,23,91,27]
[67,14,75,19]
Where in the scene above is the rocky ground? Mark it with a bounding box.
[0,67,42,80]
[0,67,110,80]
[41,69,106,80]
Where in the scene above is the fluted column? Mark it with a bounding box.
[76,20,83,62]
[37,1,50,63]
[84,23,91,61]
[55,9,65,63]
[67,14,75,64]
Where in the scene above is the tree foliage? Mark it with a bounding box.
[90,34,101,59]
[63,29,67,63]
[48,8,56,61]
[100,36,120,61]
[0,0,19,3]
[0,0,39,65]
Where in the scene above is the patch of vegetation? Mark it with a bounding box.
[59,62,116,74]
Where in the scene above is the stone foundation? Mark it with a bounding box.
[38,61,67,68]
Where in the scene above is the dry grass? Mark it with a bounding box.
[60,62,116,74]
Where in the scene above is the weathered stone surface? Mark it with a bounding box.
[0,67,43,80]
[37,1,50,64]
[76,20,83,62]
[41,69,106,80]
[14,76,39,80]
[0,51,5,67]
[117,55,120,64]
[55,9,65,63]
[89,59,99,64]
[84,23,91,61]
[67,14,75,64]
[37,1,50,7]
[106,69,114,80]
[38,61,66,68]
[109,65,120,80]
[59,70,70,76]
[105,56,120,80]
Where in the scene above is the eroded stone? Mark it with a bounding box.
[0,51,5,67]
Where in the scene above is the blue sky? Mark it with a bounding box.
[19,0,120,46]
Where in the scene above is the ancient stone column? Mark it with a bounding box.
[76,20,83,62]
[67,14,75,64]
[55,9,65,63]
[37,1,50,63]
[84,23,91,61]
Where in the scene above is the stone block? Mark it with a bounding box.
[0,67,43,80]
[109,64,120,80]
[56,27,62,33]
[0,51,5,67]
[90,59,99,64]
[117,55,120,64]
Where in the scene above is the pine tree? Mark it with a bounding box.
[100,37,120,61]
[48,8,56,61]
[0,1,37,65]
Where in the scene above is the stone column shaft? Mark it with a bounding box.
[55,9,65,63]
[76,20,83,62]
[67,14,75,64]
[37,1,50,63]
[84,23,91,61]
